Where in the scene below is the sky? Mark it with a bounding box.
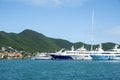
[0,0,120,44]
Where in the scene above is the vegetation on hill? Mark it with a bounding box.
[0,29,119,54]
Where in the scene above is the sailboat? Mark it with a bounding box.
[90,12,118,60]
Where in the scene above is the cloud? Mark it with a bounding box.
[106,26,120,36]
[4,0,87,7]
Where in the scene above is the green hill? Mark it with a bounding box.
[0,29,119,53]
[0,29,73,53]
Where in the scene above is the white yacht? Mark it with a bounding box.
[106,44,120,60]
[50,45,92,60]
[90,44,120,60]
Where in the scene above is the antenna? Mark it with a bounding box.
[91,11,94,51]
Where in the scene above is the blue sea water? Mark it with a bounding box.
[0,60,120,80]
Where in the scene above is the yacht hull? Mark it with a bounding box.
[51,55,73,60]
[90,54,116,60]
[51,54,92,60]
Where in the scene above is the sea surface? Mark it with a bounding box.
[0,60,120,80]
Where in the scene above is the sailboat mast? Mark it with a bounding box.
[91,11,94,51]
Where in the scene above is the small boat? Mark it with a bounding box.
[32,53,51,60]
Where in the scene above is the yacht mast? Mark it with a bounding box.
[91,11,94,51]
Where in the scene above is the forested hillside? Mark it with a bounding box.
[0,29,118,53]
